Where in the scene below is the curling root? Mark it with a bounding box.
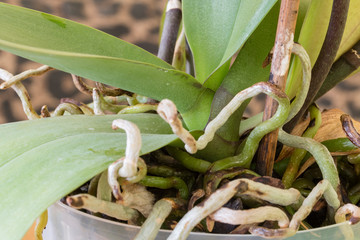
[210,206,289,228]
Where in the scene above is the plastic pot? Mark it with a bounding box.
[43,201,359,240]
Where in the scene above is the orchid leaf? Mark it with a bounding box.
[0,3,168,68]
[182,0,277,87]
[0,3,213,130]
[197,2,280,161]
[0,114,178,240]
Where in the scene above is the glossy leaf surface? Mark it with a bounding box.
[0,114,178,239]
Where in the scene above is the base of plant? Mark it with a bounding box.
[44,200,359,240]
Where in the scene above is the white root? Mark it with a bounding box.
[112,119,142,178]
[158,82,287,155]
[289,179,339,230]
[0,68,40,119]
[108,119,145,201]
[108,157,147,200]
[168,178,301,240]
[236,178,301,206]
[158,44,309,156]
[66,193,139,222]
[157,99,197,153]
[92,88,105,115]
[210,206,289,228]
[250,180,340,239]
[167,180,242,240]
[0,65,52,89]
[335,203,360,240]
[335,203,360,224]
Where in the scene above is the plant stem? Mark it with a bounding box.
[166,146,211,173]
[52,103,84,116]
[282,105,321,188]
[209,83,290,172]
[278,129,340,191]
[139,175,189,199]
[315,40,360,100]
[256,0,300,176]
[284,0,350,132]
[157,0,182,64]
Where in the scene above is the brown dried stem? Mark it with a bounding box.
[284,0,350,132]
[256,0,300,176]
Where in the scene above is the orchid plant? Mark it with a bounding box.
[0,0,360,239]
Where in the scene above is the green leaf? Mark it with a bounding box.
[0,3,214,130]
[0,114,178,239]
[201,2,280,158]
[0,3,168,68]
[183,0,277,86]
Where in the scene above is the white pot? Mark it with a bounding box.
[43,201,360,240]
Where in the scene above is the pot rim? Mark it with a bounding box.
[55,201,355,237]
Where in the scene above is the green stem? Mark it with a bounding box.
[147,165,192,178]
[278,129,340,191]
[139,176,189,199]
[348,153,360,164]
[118,104,158,114]
[99,94,127,113]
[209,86,290,172]
[53,103,84,116]
[239,112,263,136]
[291,178,316,197]
[282,105,321,188]
[147,164,195,190]
[166,146,211,173]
